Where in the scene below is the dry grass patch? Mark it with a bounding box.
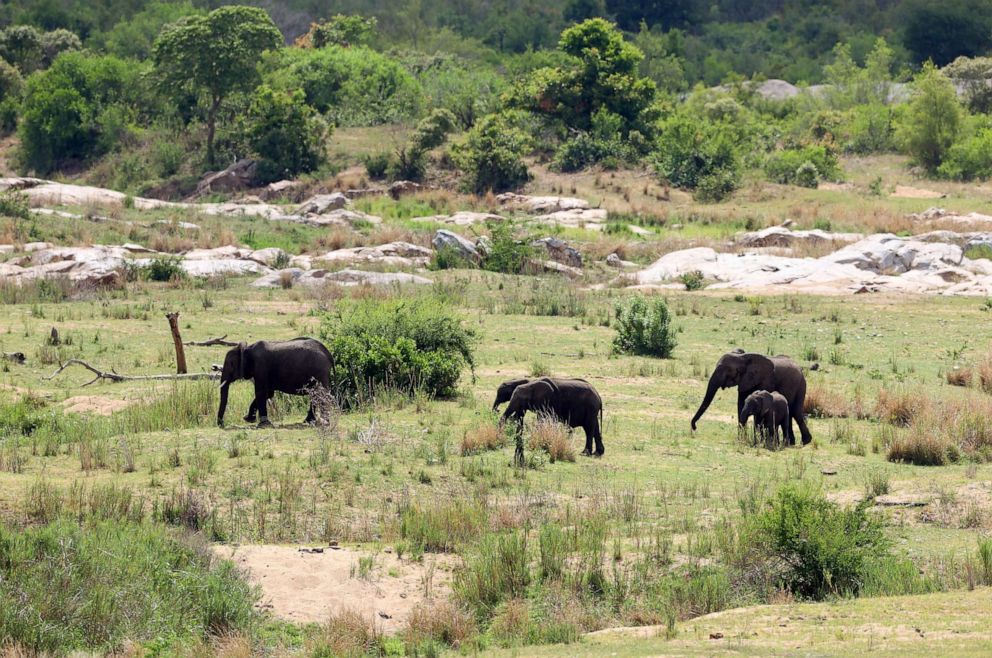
[946,367,973,387]
[803,381,850,418]
[404,600,477,650]
[527,415,576,463]
[875,388,930,427]
[978,355,992,395]
[886,394,992,465]
[460,423,506,456]
[310,608,384,658]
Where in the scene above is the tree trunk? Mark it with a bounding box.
[166,312,187,374]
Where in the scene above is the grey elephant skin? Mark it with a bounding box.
[691,350,812,445]
[217,337,332,427]
[501,378,604,456]
[739,390,790,445]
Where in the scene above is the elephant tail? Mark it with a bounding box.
[599,406,603,436]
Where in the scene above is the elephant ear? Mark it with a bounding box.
[740,354,775,392]
[239,342,253,380]
[528,380,556,409]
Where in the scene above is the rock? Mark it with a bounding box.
[496,193,590,213]
[413,211,504,226]
[388,181,422,199]
[432,229,480,263]
[296,193,350,215]
[873,494,930,507]
[252,269,432,288]
[533,208,608,230]
[248,248,288,267]
[196,159,257,195]
[260,180,302,201]
[737,226,862,249]
[313,242,432,268]
[289,208,382,228]
[530,237,582,267]
[476,235,492,258]
[628,224,653,236]
[530,259,583,279]
[154,220,200,230]
[824,234,962,274]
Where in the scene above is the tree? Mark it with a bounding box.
[0,25,43,74]
[896,61,963,173]
[246,86,327,184]
[606,0,702,31]
[97,1,203,61]
[943,56,992,114]
[563,0,607,24]
[152,6,282,166]
[455,111,531,194]
[39,28,80,68]
[297,14,377,48]
[903,0,992,67]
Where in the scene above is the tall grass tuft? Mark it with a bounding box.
[399,496,489,553]
[527,415,576,463]
[454,531,530,621]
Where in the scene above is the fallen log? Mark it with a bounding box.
[184,335,239,347]
[46,359,220,387]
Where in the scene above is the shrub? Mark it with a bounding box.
[0,520,257,653]
[946,367,973,387]
[455,111,531,194]
[404,600,477,650]
[887,428,949,466]
[319,296,475,404]
[461,422,507,455]
[0,190,29,218]
[896,61,963,173]
[246,86,327,184]
[399,497,488,553]
[653,115,740,200]
[310,608,385,658]
[745,483,888,599]
[764,145,840,187]
[679,270,705,291]
[363,152,390,179]
[937,127,992,181]
[272,45,422,126]
[142,255,186,282]
[612,295,677,358]
[481,221,534,274]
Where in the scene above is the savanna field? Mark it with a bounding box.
[4,1,992,656]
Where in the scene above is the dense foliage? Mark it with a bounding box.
[319,296,476,405]
[612,295,677,358]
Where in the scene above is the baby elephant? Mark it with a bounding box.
[739,390,790,445]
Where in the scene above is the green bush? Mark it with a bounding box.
[455,111,531,194]
[363,152,390,179]
[653,115,740,201]
[764,145,840,187]
[18,51,145,174]
[937,127,992,181]
[454,531,531,620]
[319,296,475,404]
[747,483,888,600]
[271,45,422,126]
[0,190,29,218]
[896,61,964,173]
[0,520,257,653]
[612,295,677,358]
[246,85,327,184]
[142,255,186,282]
[481,221,534,274]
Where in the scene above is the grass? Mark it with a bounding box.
[3,159,992,654]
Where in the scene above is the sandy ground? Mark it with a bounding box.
[61,395,131,415]
[215,544,455,632]
[891,185,946,199]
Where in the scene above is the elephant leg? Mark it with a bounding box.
[593,423,605,457]
[304,396,317,424]
[794,406,813,445]
[254,382,272,427]
[244,399,258,423]
[737,390,747,426]
[581,424,593,456]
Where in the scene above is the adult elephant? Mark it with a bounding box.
[217,337,332,428]
[502,378,604,457]
[690,350,812,445]
[492,378,531,411]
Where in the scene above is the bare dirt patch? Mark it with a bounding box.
[216,544,455,632]
[891,185,947,199]
[61,395,130,415]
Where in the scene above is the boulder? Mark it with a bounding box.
[531,237,582,267]
[388,181,422,198]
[313,242,432,268]
[413,211,504,226]
[737,226,862,248]
[252,268,432,288]
[296,193,350,215]
[432,229,480,263]
[496,193,590,213]
[260,180,302,201]
[606,252,637,269]
[530,259,583,279]
[533,208,608,230]
[196,159,257,195]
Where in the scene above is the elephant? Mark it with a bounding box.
[501,378,604,457]
[492,378,531,411]
[217,337,332,428]
[691,350,812,445]
[739,390,790,445]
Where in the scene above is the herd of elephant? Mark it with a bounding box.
[215,338,813,455]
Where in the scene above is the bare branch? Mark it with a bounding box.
[46,359,220,386]
[184,335,239,347]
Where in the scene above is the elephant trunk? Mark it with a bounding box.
[691,378,720,431]
[217,382,230,426]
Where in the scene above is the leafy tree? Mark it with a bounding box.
[0,58,23,101]
[455,111,531,194]
[387,108,457,181]
[612,295,677,358]
[152,5,282,166]
[896,61,963,173]
[96,1,203,61]
[39,29,80,68]
[903,0,992,67]
[937,127,992,182]
[653,114,741,201]
[298,14,377,48]
[270,46,422,126]
[246,86,328,184]
[823,39,894,109]
[943,56,992,114]
[417,59,504,128]
[0,25,43,74]
[18,51,143,173]
[507,18,658,140]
